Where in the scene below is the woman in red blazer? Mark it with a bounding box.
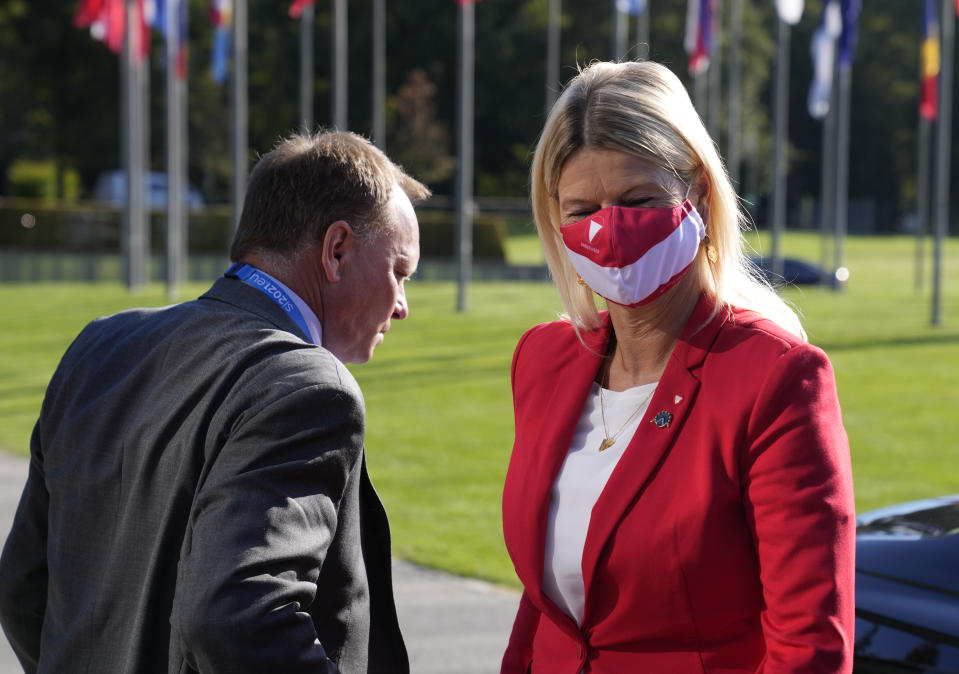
[501,61,855,673]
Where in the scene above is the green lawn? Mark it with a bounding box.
[0,232,957,587]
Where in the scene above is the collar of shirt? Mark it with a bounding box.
[274,274,323,346]
[226,263,323,346]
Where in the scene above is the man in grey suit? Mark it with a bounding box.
[0,130,429,673]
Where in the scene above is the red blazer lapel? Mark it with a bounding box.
[505,321,610,628]
[581,295,725,603]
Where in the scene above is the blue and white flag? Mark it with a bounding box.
[807,0,841,118]
[837,0,861,68]
[210,0,232,84]
[616,0,647,15]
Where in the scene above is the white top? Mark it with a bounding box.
[542,380,657,625]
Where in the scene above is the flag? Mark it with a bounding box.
[837,0,861,68]
[74,0,149,59]
[616,0,647,14]
[210,0,232,83]
[288,0,315,19]
[920,0,940,120]
[143,0,157,27]
[74,0,106,29]
[150,0,166,31]
[773,0,803,25]
[152,0,188,78]
[807,0,841,119]
[685,0,714,75]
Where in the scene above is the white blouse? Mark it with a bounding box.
[542,380,658,625]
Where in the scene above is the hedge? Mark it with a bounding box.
[0,200,506,260]
[415,209,507,259]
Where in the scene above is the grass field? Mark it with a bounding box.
[1,231,957,587]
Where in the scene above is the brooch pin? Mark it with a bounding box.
[651,411,673,428]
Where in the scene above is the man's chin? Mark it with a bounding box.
[347,343,379,365]
[332,334,382,364]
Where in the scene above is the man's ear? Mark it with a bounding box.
[320,220,355,283]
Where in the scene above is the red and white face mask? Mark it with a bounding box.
[560,199,706,307]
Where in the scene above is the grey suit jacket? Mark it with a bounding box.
[0,277,408,674]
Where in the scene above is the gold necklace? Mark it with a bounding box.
[597,381,655,452]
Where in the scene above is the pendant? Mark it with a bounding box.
[598,437,615,452]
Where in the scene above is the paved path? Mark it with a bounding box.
[0,452,519,673]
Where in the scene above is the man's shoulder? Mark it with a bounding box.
[255,344,360,396]
[63,294,357,400]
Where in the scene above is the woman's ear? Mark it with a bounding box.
[692,177,711,224]
[320,220,355,283]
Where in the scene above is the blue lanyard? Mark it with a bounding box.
[225,263,314,343]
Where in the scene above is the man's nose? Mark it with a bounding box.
[393,289,409,320]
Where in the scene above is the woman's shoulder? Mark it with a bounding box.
[519,316,579,342]
[722,305,810,349]
[516,314,607,353]
[512,315,607,378]
[711,305,829,370]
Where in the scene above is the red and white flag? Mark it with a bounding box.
[685,0,715,75]
[289,0,315,19]
[74,0,149,59]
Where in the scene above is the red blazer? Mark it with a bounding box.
[501,295,855,674]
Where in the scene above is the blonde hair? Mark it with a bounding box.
[531,60,805,340]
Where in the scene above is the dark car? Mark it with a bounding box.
[854,495,959,672]
[747,255,848,289]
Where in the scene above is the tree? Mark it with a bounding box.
[387,69,454,185]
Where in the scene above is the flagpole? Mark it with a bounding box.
[299,3,315,132]
[636,1,649,54]
[613,5,627,60]
[546,0,560,113]
[372,0,386,148]
[123,0,148,290]
[166,0,188,299]
[918,0,938,292]
[833,63,851,288]
[456,0,475,313]
[916,115,931,291]
[819,80,837,285]
[932,0,954,326]
[694,71,707,118]
[332,0,348,129]
[708,0,722,141]
[231,0,248,233]
[770,17,790,279]
[727,0,741,187]
[141,26,151,285]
